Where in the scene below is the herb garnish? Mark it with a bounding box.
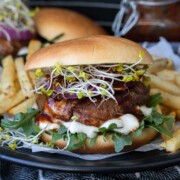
[1,108,40,136]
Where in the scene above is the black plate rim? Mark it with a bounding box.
[0,146,180,173]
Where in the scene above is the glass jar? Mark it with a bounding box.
[124,0,180,41]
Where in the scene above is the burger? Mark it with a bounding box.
[34,8,107,43]
[24,35,173,154]
[0,0,35,57]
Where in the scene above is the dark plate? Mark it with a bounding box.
[0,146,180,173]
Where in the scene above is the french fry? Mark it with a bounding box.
[150,89,180,110]
[149,74,180,95]
[0,93,6,101]
[15,57,34,98]
[1,55,17,96]
[168,111,176,119]
[8,97,36,115]
[0,90,25,114]
[175,74,180,87]
[159,105,170,115]
[160,128,180,152]
[156,69,179,83]
[166,59,174,70]
[176,109,180,120]
[27,40,42,60]
[14,78,21,92]
[148,59,169,74]
[28,71,37,85]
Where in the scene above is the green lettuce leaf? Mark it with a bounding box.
[112,133,132,152]
[89,135,97,148]
[144,107,174,138]
[51,125,67,143]
[58,125,67,134]
[51,132,67,143]
[148,93,162,107]
[1,108,40,136]
[133,121,145,137]
[66,133,87,151]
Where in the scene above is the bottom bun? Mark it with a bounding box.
[41,128,158,154]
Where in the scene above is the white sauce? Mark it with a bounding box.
[100,114,139,135]
[62,121,99,138]
[39,121,60,131]
[114,114,139,134]
[39,114,142,137]
[140,106,152,116]
[100,119,123,129]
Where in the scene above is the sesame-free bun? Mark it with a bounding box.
[41,128,158,154]
[25,35,153,70]
[34,8,107,42]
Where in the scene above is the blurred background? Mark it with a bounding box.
[28,0,180,41]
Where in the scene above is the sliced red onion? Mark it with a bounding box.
[63,93,78,99]
[0,23,34,41]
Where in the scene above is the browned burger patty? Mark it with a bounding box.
[37,82,149,127]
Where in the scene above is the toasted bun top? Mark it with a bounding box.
[34,8,107,41]
[25,35,153,70]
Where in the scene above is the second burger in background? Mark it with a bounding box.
[34,8,107,42]
[0,0,35,57]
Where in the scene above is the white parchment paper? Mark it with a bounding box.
[22,38,180,160]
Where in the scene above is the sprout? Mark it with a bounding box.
[9,142,17,150]
[46,142,54,148]
[133,74,139,81]
[54,63,63,75]
[0,127,3,132]
[117,64,124,73]
[66,76,76,83]
[41,88,53,96]
[0,124,47,150]
[39,142,44,147]
[122,76,134,82]
[71,115,79,121]
[139,50,144,59]
[77,92,84,99]
[136,70,145,76]
[101,89,108,96]
[31,138,38,144]
[33,54,148,102]
[78,71,89,80]
[35,68,44,77]
[88,91,93,96]
[67,66,76,72]
[0,0,34,31]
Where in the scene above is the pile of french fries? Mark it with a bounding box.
[0,40,43,115]
[148,57,180,152]
[0,55,35,115]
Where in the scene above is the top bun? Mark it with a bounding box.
[25,35,153,70]
[34,8,107,42]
